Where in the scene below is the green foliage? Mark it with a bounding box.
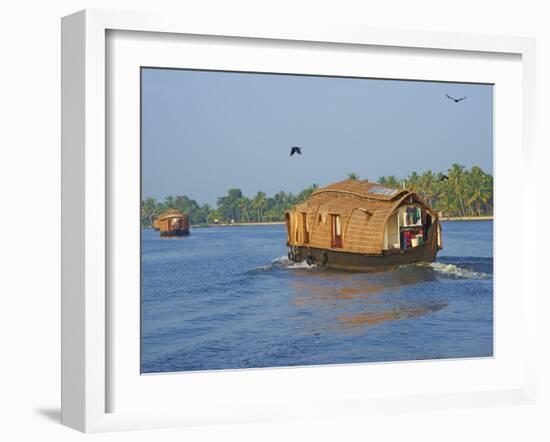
[141,164,493,227]
[378,164,493,217]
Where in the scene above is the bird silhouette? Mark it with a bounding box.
[290,146,302,156]
[440,174,449,181]
[446,94,467,103]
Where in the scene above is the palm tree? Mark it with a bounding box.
[207,209,221,224]
[448,163,467,216]
[140,163,493,224]
[141,197,158,227]
[163,196,175,211]
[273,190,288,207]
[252,191,267,222]
[296,183,319,203]
[430,173,447,211]
[465,166,492,216]
[267,191,299,220]
[347,172,359,180]
[196,204,212,224]
[436,179,456,216]
[419,170,436,206]
[238,196,251,222]
[406,171,421,192]
[482,173,493,214]
[217,188,243,221]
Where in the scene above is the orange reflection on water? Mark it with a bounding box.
[292,277,384,305]
[289,267,443,330]
[338,304,447,328]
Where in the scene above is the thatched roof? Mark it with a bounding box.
[157,208,187,221]
[311,180,407,202]
[286,180,436,254]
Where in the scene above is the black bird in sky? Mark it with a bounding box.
[290,146,302,156]
[446,94,467,103]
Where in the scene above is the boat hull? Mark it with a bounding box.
[289,223,440,271]
[160,229,190,237]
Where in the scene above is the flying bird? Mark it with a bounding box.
[446,94,467,103]
[290,146,302,156]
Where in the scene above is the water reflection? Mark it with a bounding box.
[338,304,447,328]
[290,265,444,330]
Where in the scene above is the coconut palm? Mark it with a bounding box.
[406,171,421,192]
[238,196,251,222]
[296,183,319,203]
[419,170,436,206]
[141,197,158,227]
[385,175,399,187]
[252,191,267,222]
[217,188,243,221]
[465,166,492,216]
[430,173,448,210]
[141,164,493,224]
[448,163,467,216]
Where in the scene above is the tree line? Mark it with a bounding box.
[141,163,492,227]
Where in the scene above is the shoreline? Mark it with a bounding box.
[191,216,493,228]
[193,221,285,228]
[144,216,493,230]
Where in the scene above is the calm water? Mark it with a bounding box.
[141,221,493,373]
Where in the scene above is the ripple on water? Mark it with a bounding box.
[141,223,494,372]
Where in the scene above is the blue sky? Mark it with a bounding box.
[142,68,493,206]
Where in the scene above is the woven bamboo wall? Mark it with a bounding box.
[286,180,435,255]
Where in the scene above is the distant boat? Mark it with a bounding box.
[285,180,442,270]
[157,208,190,237]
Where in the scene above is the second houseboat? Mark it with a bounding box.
[157,208,190,237]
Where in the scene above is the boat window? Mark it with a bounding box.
[302,213,309,243]
[399,206,425,249]
[331,214,343,248]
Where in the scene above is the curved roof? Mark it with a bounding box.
[311,180,408,202]
[287,180,436,254]
[157,208,187,221]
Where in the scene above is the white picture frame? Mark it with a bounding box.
[61,9,537,433]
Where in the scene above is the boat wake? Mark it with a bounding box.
[253,255,491,279]
[420,261,491,280]
[253,255,317,271]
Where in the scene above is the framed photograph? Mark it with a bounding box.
[61,9,537,432]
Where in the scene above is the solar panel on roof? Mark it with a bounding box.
[367,186,399,197]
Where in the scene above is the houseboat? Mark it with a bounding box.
[157,208,190,237]
[285,180,442,271]
[152,217,160,231]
